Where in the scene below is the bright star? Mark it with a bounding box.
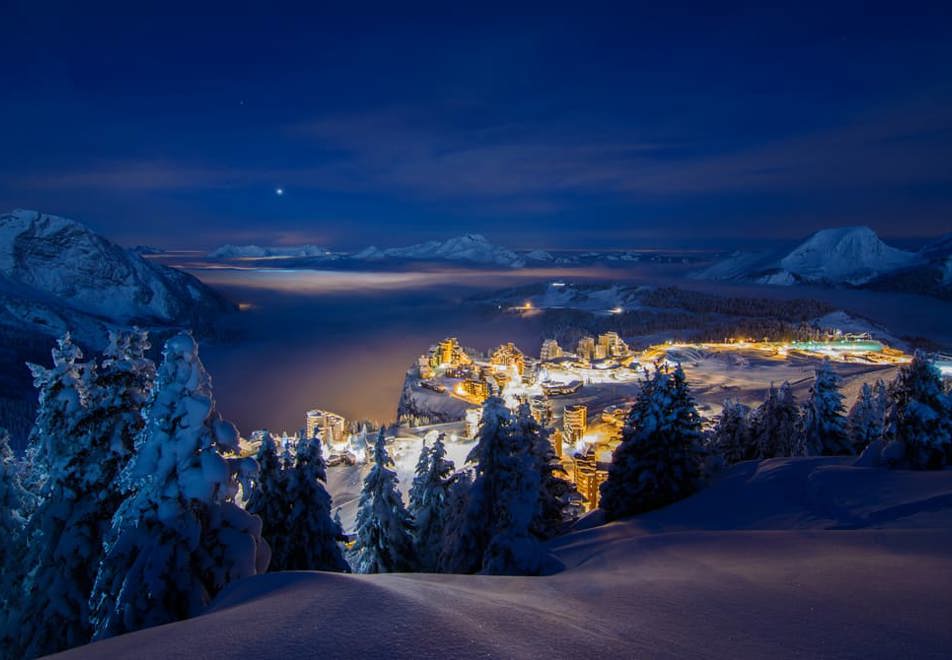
[275,187,284,196]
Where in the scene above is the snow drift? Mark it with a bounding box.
[56,458,952,659]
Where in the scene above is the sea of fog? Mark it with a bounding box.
[186,262,952,437]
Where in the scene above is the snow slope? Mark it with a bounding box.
[57,458,952,659]
[694,227,921,286]
[352,234,526,268]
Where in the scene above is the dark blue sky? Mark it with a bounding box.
[1,2,950,250]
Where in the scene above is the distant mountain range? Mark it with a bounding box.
[694,226,952,299]
[207,233,702,269]
[208,244,331,259]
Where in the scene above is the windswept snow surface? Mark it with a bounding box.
[57,458,952,659]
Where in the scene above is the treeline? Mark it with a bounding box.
[706,355,952,470]
[639,287,834,320]
[0,331,270,657]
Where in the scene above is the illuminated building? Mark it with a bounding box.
[550,428,565,459]
[465,407,482,438]
[529,397,553,426]
[432,337,471,368]
[490,342,526,375]
[576,336,596,362]
[540,339,563,361]
[457,378,489,403]
[594,344,608,360]
[601,404,629,427]
[305,409,346,444]
[418,355,435,379]
[542,380,583,396]
[573,449,608,511]
[598,331,630,358]
[563,404,588,443]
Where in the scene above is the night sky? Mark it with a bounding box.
[2,2,950,250]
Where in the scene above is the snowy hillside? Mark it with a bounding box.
[58,458,952,658]
[694,227,921,286]
[208,244,331,259]
[352,234,526,268]
[0,210,234,328]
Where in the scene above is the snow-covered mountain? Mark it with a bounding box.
[351,234,526,268]
[208,244,331,259]
[695,226,921,286]
[0,210,235,340]
[777,227,919,284]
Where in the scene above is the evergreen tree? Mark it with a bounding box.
[351,430,415,573]
[885,353,952,469]
[441,397,547,575]
[409,434,455,572]
[751,382,803,458]
[847,381,886,454]
[436,469,474,572]
[89,333,269,640]
[13,336,104,657]
[710,400,754,465]
[600,364,704,521]
[408,440,432,516]
[282,433,350,572]
[0,428,31,654]
[803,362,851,456]
[516,404,578,539]
[22,333,86,495]
[245,430,291,570]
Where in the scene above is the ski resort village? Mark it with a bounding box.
[278,321,916,521]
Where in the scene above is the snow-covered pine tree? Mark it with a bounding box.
[709,400,753,465]
[480,403,546,576]
[599,364,704,521]
[245,430,291,571]
[351,430,416,573]
[884,353,952,469]
[16,329,157,657]
[435,469,474,573]
[0,428,31,653]
[409,434,455,572]
[89,332,269,640]
[282,433,350,572]
[12,335,107,657]
[21,333,87,498]
[516,404,578,539]
[441,397,548,575]
[752,382,803,458]
[803,362,851,456]
[847,381,886,454]
[408,440,432,516]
